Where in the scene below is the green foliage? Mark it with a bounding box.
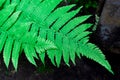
[92,15,99,31]
[0,0,113,74]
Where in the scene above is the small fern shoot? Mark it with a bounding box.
[0,0,113,74]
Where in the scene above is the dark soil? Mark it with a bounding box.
[0,54,119,80]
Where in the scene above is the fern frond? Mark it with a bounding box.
[0,0,5,7]
[0,3,57,70]
[0,4,17,26]
[12,40,21,70]
[0,0,113,73]
[76,37,113,73]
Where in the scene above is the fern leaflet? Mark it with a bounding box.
[0,0,113,73]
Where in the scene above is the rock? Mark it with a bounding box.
[97,0,120,54]
[100,0,120,26]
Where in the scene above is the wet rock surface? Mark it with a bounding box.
[96,0,120,54]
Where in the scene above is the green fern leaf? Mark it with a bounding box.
[1,11,21,31]
[78,37,113,73]
[11,0,20,3]
[39,52,45,65]
[0,0,113,74]
[23,44,37,66]
[3,37,13,68]
[4,0,10,7]
[46,4,76,27]
[0,4,17,26]
[0,2,57,70]
[12,40,21,70]
[0,32,7,52]
[0,0,5,7]
[55,33,63,67]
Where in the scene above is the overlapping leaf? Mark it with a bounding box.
[0,0,113,73]
[0,2,56,70]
